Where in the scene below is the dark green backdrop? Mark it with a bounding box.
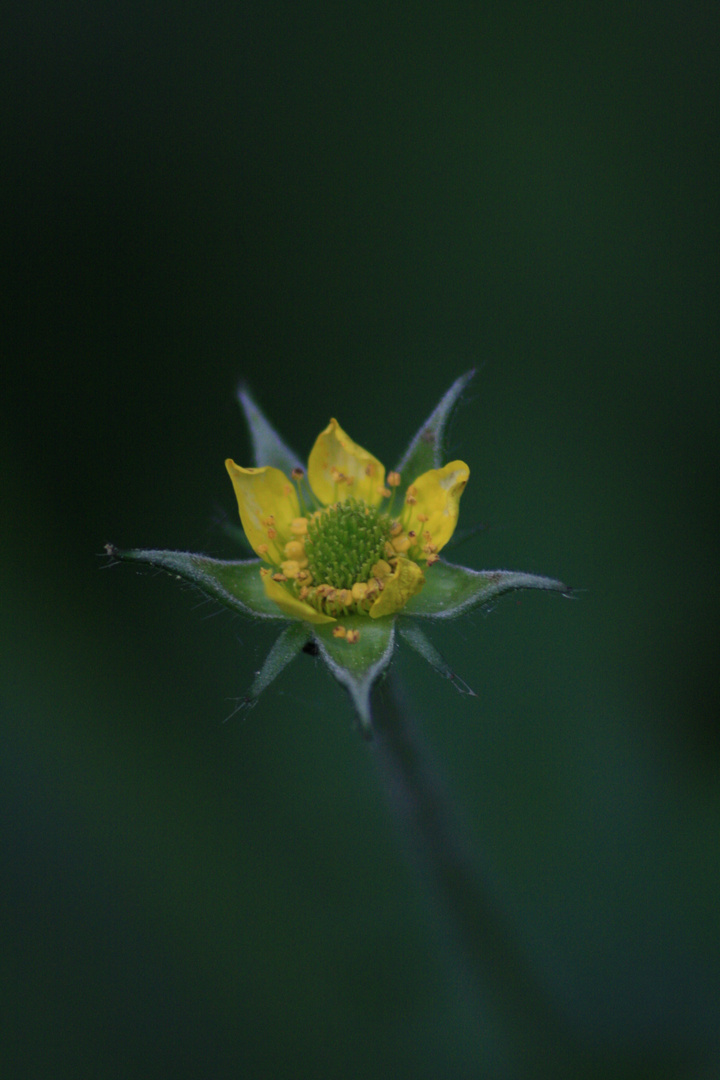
[4,3,718,1078]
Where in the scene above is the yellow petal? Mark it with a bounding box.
[225,460,300,563]
[369,557,425,618]
[307,419,385,506]
[261,572,336,624]
[407,461,470,554]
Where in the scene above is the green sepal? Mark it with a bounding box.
[394,370,475,490]
[404,560,571,618]
[313,617,396,736]
[237,387,303,473]
[111,547,287,619]
[398,620,476,695]
[244,622,310,706]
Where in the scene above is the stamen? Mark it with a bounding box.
[346,629,360,644]
[284,539,308,567]
[290,469,309,515]
[333,625,347,638]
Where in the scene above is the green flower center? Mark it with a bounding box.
[304,498,391,589]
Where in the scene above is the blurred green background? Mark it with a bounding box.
[3,3,719,1077]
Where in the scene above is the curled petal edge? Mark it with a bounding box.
[407,461,470,555]
[225,460,299,563]
[261,570,336,624]
[307,418,385,506]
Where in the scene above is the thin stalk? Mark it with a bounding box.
[369,672,611,1079]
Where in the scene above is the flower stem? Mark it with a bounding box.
[369,673,609,1078]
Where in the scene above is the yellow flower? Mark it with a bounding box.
[226,418,469,626]
[114,372,571,731]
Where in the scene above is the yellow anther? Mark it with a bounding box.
[298,585,309,599]
[296,568,312,584]
[392,535,411,553]
[262,514,276,527]
[351,582,368,601]
[291,467,304,480]
[365,463,376,477]
[426,552,440,565]
[259,567,270,578]
[333,625,347,638]
[417,513,429,523]
[346,629,360,644]
[405,494,417,506]
[387,471,401,487]
[390,521,403,537]
[372,559,392,579]
[290,517,308,535]
[384,541,396,559]
[365,580,380,599]
[266,528,277,540]
[281,560,301,579]
[284,539,306,561]
[272,572,287,582]
[407,530,417,540]
[257,543,269,556]
[336,589,353,606]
